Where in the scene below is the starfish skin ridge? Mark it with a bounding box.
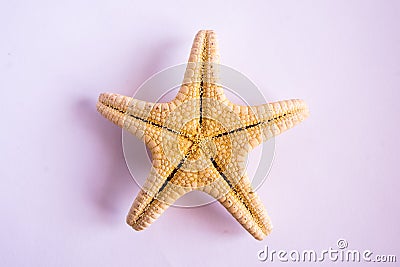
[96,30,309,240]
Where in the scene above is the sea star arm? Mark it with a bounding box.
[210,99,309,149]
[246,99,309,148]
[200,158,272,240]
[96,93,188,141]
[126,153,192,230]
[195,134,272,240]
[175,30,226,105]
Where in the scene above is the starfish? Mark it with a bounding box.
[96,30,309,240]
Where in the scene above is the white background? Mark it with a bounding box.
[1,1,399,266]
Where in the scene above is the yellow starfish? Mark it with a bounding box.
[96,30,309,240]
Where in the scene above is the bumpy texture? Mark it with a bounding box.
[96,30,309,240]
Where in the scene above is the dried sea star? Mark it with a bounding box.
[96,30,309,240]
